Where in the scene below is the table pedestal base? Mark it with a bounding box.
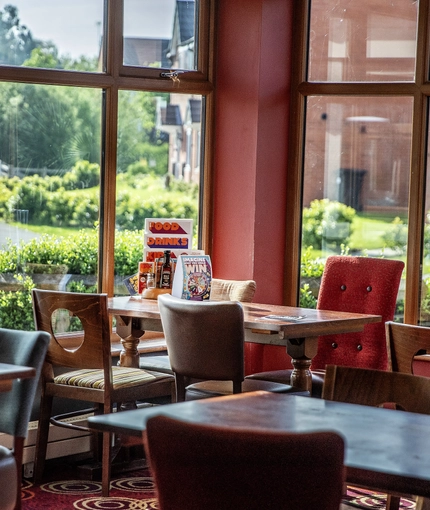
[287,337,318,392]
[290,359,313,392]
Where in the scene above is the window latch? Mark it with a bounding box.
[160,70,184,83]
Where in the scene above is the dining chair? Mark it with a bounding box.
[144,415,345,510]
[138,278,257,375]
[246,256,404,397]
[157,293,306,401]
[31,289,175,497]
[385,321,430,510]
[322,364,430,510]
[0,445,16,510]
[0,328,50,510]
[385,320,430,376]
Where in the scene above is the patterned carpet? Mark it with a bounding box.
[342,487,416,509]
[22,462,157,510]
[21,457,417,509]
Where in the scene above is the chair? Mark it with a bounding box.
[0,446,16,510]
[138,278,257,375]
[157,293,306,401]
[322,364,430,510]
[143,415,345,510]
[385,321,430,510]
[385,321,430,376]
[246,256,404,397]
[31,289,175,497]
[0,328,50,510]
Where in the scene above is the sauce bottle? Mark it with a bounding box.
[160,250,172,288]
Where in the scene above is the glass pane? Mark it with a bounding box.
[123,0,197,70]
[115,90,202,296]
[0,1,104,72]
[308,0,418,82]
[0,82,102,330]
[420,105,430,325]
[300,96,410,319]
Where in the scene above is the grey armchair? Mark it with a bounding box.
[0,328,50,510]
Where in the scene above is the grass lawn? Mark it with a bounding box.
[15,224,86,238]
[349,213,400,251]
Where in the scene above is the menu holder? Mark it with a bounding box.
[172,255,212,301]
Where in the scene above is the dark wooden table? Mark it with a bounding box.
[109,297,381,391]
[0,362,36,392]
[88,391,430,499]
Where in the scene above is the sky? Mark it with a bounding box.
[4,0,176,59]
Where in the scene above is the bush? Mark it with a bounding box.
[302,199,356,250]
[0,275,35,330]
[381,217,407,255]
[299,283,317,308]
[0,228,146,277]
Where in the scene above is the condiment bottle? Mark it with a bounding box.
[146,273,156,290]
[160,250,172,288]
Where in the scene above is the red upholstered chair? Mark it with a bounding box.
[143,415,345,510]
[247,256,404,397]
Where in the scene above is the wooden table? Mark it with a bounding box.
[88,391,430,499]
[109,297,381,391]
[0,362,36,392]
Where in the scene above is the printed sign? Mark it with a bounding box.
[172,254,212,301]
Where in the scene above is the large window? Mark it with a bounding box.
[0,0,213,329]
[289,0,430,324]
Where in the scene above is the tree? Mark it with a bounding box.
[0,5,36,65]
[117,90,168,173]
[0,82,101,169]
[23,46,59,69]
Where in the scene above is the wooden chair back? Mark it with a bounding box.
[32,289,111,372]
[385,321,430,374]
[144,415,345,510]
[322,364,430,415]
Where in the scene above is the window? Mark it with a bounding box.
[288,0,429,324]
[0,0,213,329]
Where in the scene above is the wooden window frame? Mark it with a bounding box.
[0,0,216,296]
[285,0,430,323]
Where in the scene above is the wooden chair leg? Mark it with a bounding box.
[102,431,112,497]
[13,437,24,510]
[416,496,430,510]
[386,494,400,510]
[33,394,53,485]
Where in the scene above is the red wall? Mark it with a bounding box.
[212,0,293,306]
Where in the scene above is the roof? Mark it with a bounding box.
[188,99,201,124]
[163,104,182,126]
[177,0,195,44]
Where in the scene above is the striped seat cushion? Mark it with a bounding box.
[54,366,169,390]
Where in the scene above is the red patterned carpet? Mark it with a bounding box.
[21,456,416,510]
[22,463,157,510]
[343,487,416,509]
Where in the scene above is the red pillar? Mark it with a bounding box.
[212,0,294,373]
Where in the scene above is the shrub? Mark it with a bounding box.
[302,199,356,250]
[381,217,407,255]
[300,246,325,278]
[0,275,35,330]
[299,283,317,308]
